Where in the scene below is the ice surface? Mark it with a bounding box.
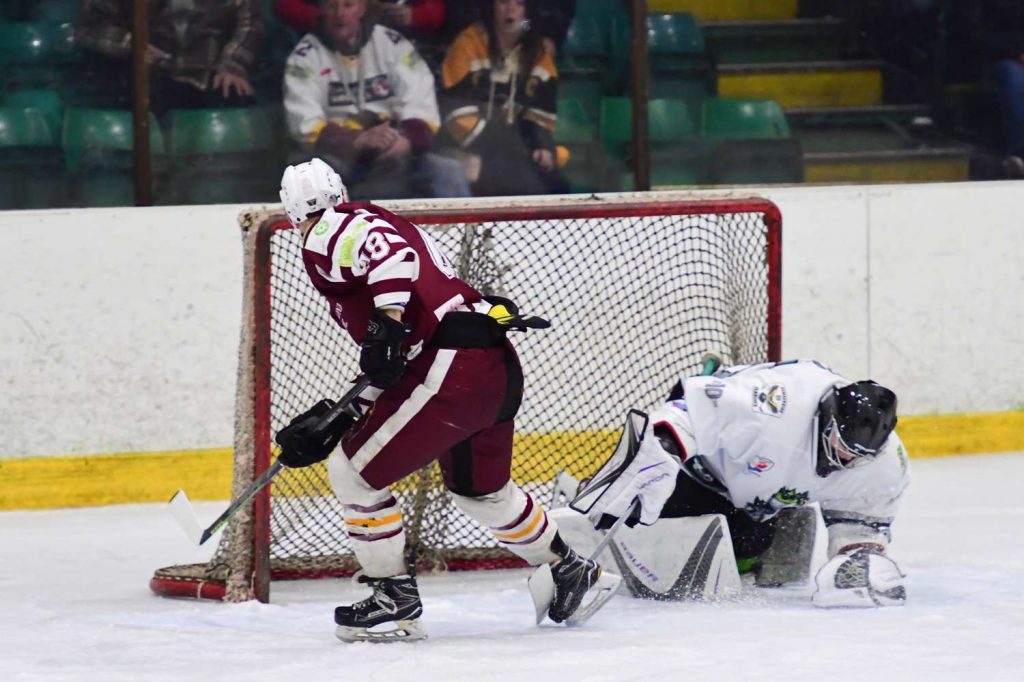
[2,453,1023,681]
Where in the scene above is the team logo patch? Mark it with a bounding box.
[752,384,787,417]
[313,220,330,236]
[746,456,774,475]
[703,381,725,404]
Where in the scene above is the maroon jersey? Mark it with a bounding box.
[299,202,485,353]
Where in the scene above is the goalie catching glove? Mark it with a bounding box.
[812,544,906,608]
[275,399,355,468]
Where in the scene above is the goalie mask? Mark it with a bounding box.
[280,157,347,226]
[816,381,897,476]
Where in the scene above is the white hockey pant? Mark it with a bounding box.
[451,480,560,565]
[328,450,407,578]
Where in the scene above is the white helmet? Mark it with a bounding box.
[279,157,347,226]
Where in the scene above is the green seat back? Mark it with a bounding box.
[0,22,73,64]
[32,0,79,24]
[62,108,164,171]
[5,89,63,136]
[601,97,697,154]
[555,97,596,144]
[0,107,54,147]
[559,15,609,74]
[701,97,790,140]
[648,13,705,57]
[170,107,275,156]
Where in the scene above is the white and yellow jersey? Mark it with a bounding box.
[284,26,439,144]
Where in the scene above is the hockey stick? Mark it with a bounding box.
[169,377,370,546]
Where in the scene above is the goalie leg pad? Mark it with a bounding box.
[546,508,741,601]
[328,450,407,577]
[755,505,828,588]
[451,480,559,565]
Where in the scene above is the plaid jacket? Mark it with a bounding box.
[75,0,266,89]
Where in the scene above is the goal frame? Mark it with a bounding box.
[151,195,781,603]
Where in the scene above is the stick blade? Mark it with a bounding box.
[168,490,204,546]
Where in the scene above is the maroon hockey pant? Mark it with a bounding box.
[341,342,523,496]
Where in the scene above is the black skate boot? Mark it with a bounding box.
[548,547,603,623]
[528,534,621,626]
[334,574,426,643]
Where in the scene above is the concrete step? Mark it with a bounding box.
[648,0,797,21]
[704,18,848,64]
[717,60,884,108]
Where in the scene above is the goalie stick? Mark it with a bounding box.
[169,377,371,546]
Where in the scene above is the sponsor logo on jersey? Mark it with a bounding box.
[752,384,787,417]
[703,381,725,404]
[746,456,774,475]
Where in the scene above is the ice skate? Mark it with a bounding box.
[530,546,622,626]
[334,574,427,643]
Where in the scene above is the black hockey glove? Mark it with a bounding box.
[275,399,354,468]
[360,310,408,387]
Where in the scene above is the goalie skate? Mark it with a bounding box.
[334,575,427,643]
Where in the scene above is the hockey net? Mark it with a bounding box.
[150,193,781,602]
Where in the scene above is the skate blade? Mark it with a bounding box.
[527,563,555,625]
[565,570,623,627]
[334,618,428,643]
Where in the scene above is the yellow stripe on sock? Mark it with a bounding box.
[345,512,403,528]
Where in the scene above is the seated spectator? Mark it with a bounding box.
[438,0,569,196]
[283,0,469,199]
[276,1,449,74]
[275,1,444,40]
[949,0,1024,175]
[443,0,574,56]
[75,0,265,114]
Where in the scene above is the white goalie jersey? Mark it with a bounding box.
[651,360,911,556]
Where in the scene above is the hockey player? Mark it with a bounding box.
[274,158,618,642]
[571,358,910,608]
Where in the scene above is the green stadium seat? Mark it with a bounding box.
[555,97,609,193]
[559,15,614,116]
[0,21,77,89]
[701,97,791,140]
[32,0,80,24]
[646,13,714,118]
[600,96,707,188]
[699,98,802,184]
[0,106,64,208]
[62,108,165,206]
[5,89,63,137]
[168,107,281,204]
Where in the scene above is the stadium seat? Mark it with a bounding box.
[168,107,281,204]
[5,89,63,138]
[62,108,165,207]
[600,97,707,188]
[646,13,715,118]
[0,106,64,208]
[32,0,80,24]
[701,97,791,140]
[0,21,76,89]
[555,97,608,192]
[559,15,613,115]
[700,98,803,184]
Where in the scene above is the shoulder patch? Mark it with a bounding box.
[336,216,374,268]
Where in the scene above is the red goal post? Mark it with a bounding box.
[150,193,782,602]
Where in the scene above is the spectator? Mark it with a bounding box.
[75,0,265,114]
[283,0,470,199]
[949,0,1024,174]
[274,1,445,39]
[438,0,569,196]
[443,0,575,56]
